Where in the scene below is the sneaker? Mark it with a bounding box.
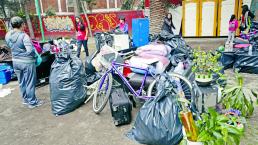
[22,102,28,105]
[27,100,44,109]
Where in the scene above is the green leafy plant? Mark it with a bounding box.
[121,0,135,10]
[220,73,255,117]
[45,6,56,16]
[196,108,243,145]
[163,0,181,9]
[192,48,223,80]
[81,0,97,12]
[251,89,258,105]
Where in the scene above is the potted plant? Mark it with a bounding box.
[180,108,243,145]
[196,108,243,145]
[220,73,255,117]
[192,48,222,86]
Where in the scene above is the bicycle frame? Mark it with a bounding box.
[99,61,151,99]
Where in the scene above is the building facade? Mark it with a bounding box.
[29,0,142,15]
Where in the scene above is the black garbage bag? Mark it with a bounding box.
[234,52,258,74]
[49,56,87,116]
[220,51,236,69]
[127,76,183,145]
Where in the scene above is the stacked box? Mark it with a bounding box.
[0,70,11,84]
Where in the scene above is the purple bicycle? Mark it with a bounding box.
[92,60,155,113]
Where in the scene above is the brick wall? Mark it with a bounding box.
[150,0,166,34]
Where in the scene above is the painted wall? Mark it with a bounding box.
[182,0,253,37]
[168,6,182,35]
[0,10,144,39]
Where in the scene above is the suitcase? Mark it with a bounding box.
[109,88,132,126]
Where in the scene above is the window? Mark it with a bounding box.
[109,0,116,8]
[93,0,107,9]
[67,0,74,12]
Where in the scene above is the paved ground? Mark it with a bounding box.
[0,38,257,145]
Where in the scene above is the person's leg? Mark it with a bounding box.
[225,32,231,51]
[231,32,236,43]
[82,39,89,56]
[23,63,38,106]
[226,32,231,45]
[229,32,234,49]
[77,40,83,58]
[13,62,27,104]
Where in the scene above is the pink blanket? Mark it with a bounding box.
[136,44,171,56]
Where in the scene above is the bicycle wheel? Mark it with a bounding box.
[93,73,113,114]
[147,73,193,102]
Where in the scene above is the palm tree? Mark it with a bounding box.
[150,0,166,34]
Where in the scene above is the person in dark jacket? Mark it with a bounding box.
[5,16,43,109]
[240,5,255,32]
[162,13,175,34]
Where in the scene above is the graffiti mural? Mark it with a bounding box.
[88,13,118,31]
[0,19,7,39]
[0,10,144,39]
[43,16,75,32]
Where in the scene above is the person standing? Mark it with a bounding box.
[240,5,255,33]
[161,13,175,34]
[5,16,43,108]
[117,16,128,34]
[75,16,89,58]
[226,14,239,50]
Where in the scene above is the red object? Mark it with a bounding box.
[123,62,132,78]
[145,0,150,8]
[32,40,43,54]
[76,22,88,40]
[167,0,182,6]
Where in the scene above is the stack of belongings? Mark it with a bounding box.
[234,21,258,50]
[91,44,123,72]
[128,43,171,75]
[0,45,12,62]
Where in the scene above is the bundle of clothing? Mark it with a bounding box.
[129,43,171,74]
[0,45,12,62]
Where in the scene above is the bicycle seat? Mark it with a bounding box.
[127,73,155,89]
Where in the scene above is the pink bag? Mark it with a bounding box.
[32,40,43,54]
[234,44,251,49]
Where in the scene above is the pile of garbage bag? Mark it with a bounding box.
[127,75,183,145]
[49,40,87,116]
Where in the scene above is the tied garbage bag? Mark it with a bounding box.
[49,56,87,116]
[127,76,183,145]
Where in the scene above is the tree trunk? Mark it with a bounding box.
[73,0,79,16]
[24,3,35,38]
[82,1,92,37]
[150,0,166,34]
[0,1,7,18]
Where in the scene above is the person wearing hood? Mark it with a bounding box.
[5,16,43,109]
